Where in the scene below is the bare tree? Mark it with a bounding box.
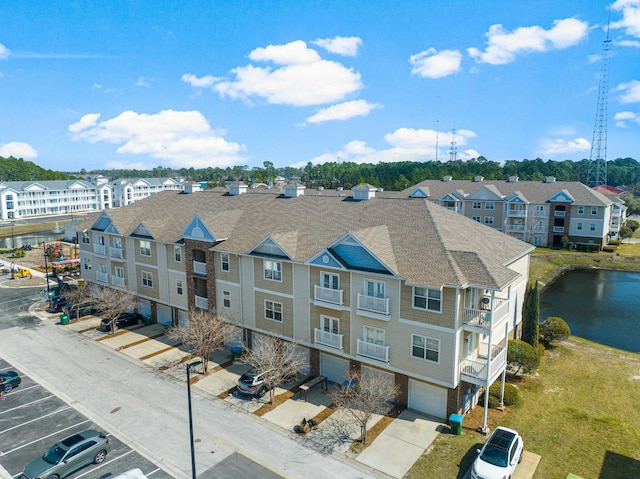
[64,281,94,320]
[241,335,305,404]
[166,309,234,374]
[92,284,138,334]
[331,369,397,444]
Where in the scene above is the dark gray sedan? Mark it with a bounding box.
[22,429,110,479]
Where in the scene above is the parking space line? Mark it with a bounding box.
[0,405,72,435]
[146,466,163,476]
[0,419,90,457]
[0,394,56,416]
[72,449,135,478]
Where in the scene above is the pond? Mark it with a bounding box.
[0,232,64,250]
[539,268,640,353]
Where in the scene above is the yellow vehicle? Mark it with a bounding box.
[11,267,31,279]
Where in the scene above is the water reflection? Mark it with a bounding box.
[0,232,64,249]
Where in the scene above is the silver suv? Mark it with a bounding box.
[236,369,273,397]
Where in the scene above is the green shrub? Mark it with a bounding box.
[625,219,640,232]
[540,316,571,344]
[602,246,616,252]
[488,382,521,407]
[575,243,600,252]
[487,395,500,409]
[608,240,620,246]
[507,339,540,374]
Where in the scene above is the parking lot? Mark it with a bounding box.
[0,360,174,479]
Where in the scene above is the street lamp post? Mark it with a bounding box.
[186,360,203,479]
[43,242,50,299]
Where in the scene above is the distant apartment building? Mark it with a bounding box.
[78,183,533,429]
[0,180,112,221]
[110,177,184,207]
[404,176,619,248]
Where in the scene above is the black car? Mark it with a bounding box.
[99,312,144,331]
[46,296,68,313]
[65,302,96,318]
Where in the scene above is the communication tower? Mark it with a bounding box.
[449,128,458,162]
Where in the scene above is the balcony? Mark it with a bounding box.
[357,339,390,362]
[314,285,344,306]
[193,260,207,276]
[357,293,390,318]
[93,244,106,256]
[505,224,525,232]
[96,271,109,284]
[460,345,506,383]
[110,247,124,260]
[462,297,509,330]
[506,209,526,217]
[554,210,566,217]
[314,328,344,350]
[195,295,208,310]
[553,226,565,233]
[111,276,125,288]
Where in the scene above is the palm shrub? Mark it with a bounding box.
[540,316,571,344]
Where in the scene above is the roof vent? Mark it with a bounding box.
[229,181,248,195]
[183,182,201,194]
[336,186,343,191]
[545,176,556,183]
[352,183,377,201]
[508,176,519,183]
[284,182,305,198]
[317,186,324,191]
[473,176,484,182]
[442,175,452,182]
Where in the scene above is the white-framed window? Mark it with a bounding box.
[411,334,440,363]
[264,260,282,281]
[174,246,182,262]
[364,278,385,298]
[96,235,105,245]
[113,237,122,249]
[221,253,230,272]
[99,263,107,273]
[322,271,339,290]
[82,232,90,244]
[535,205,545,215]
[176,279,183,295]
[484,216,494,225]
[591,206,598,215]
[577,222,583,231]
[223,290,231,308]
[413,286,442,312]
[590,223,596,231]
[472,215,481,222]
[364,325,384,345]
[472,201,482,209]
[485,202,495,210]
[321,315,340,334]
[139,240,151,257]
[265,300,282,322]
[114,266,124,278]
[578,206,585,215]
[83,258,92,270]
[142,271,153,288]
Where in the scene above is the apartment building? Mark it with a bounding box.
[78,183,533,428]
[110,177,184,207]
[404,176,616,248]
[0,180,112,221]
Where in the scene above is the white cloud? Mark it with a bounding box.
[611,0,640,37]
[136,76,153,87]
[539,137,590,155]
[409,48,462,78]
[311,36,362,56]
[615,39,640,47]
[614,110,640,127]
[0,141,37,159]
[186,40,363,107]
[68,110,247,168]
[468,17,589,65]
[304,100,380,124]
[0,44,10,59]
[614,80,640,103]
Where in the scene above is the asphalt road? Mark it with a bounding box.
[0,289,375,479]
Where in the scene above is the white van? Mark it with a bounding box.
[113,469,148,479]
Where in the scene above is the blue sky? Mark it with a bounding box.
[0,0,639,173]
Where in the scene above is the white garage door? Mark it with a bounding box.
[320,353,349,383]
[157,304,172,325]
[408,379,447,419]
[138,299,151,317]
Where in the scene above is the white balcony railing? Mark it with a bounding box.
[111,276,125,288]
[506,209,526,217]
[193,260,207,275]
[195,295,208,310]
[93,244,106,256]
[553,226,565,233]
[314,285,344,305]
[357,339,390,362]
[96,271,109,283]
[357,294,390,316]
[110,247,123,259]
[554,210,566,217]
[463,297,509,329]
[460,345,507,382]
[506,224,525,232]
[314,328,344,350]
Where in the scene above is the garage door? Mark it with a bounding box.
[157,304,172,325]
[320,353,349,383]
[408,379,447,419]
[138,299,151,317]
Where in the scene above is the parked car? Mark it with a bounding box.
[471,426,523,479]
[236,369,274,397]
[65,302,96,318]
[99,312,144,331]
[22,429,110,479]
[0,370,21,392]
[46,296,68,313]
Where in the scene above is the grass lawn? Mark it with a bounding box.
[407,338,640,479]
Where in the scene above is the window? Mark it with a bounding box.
[176,279,183,295]
[577,222,583,231]
[99,263,107,273]
[139,240,151,257]
[535,205,545,215]
[221,253,230,272]
[264,260,282,281]
[413,286,442,312]
[174,246,182,262]
[322,271,339,290]
[114,266,124,278]
[472,201,482,209]
[484,216,494,225]
[472,215,481,222]
[485,202,495,210]
[82,232,90,244]
[321,315,339,334]
[96,235,105,245]
[591,206,598,215]
[83,258,92,270]
[578,206,584,214]
[142,271,153,288]
[265,300,282,322]
[590,223,596,231]
[223,290,231,308]
[364,325,384,345]
[364,279,385,298]
[113,237,122,249]
[411,334,439,362]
